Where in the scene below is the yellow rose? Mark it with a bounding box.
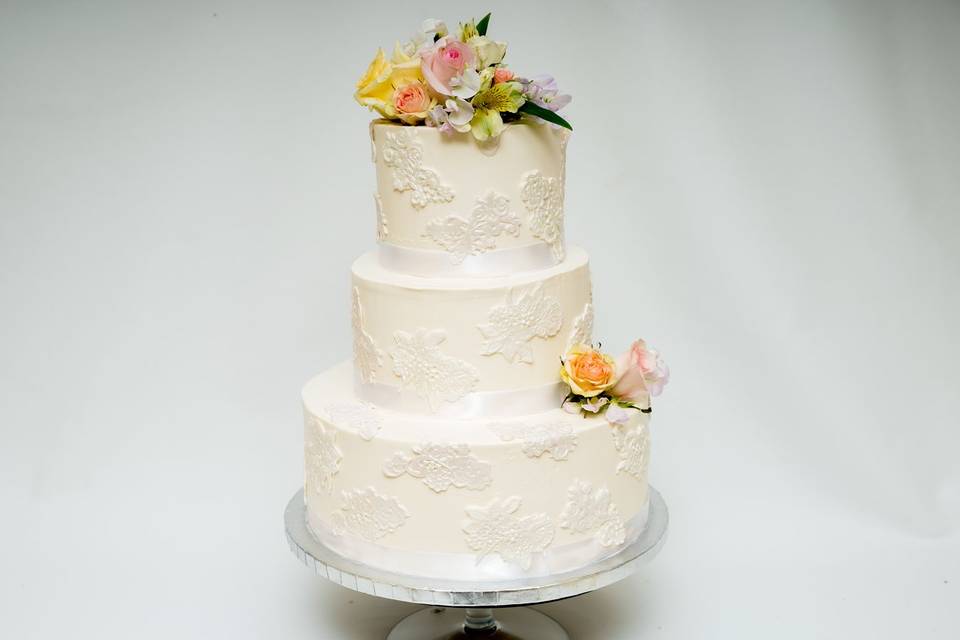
[560,344,619,397]
[354,50,425,119]
[356,48,389,91]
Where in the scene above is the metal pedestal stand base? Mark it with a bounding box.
[387,606,566,639]
[285,487,668,640]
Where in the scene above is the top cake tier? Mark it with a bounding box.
[371,121,569,278]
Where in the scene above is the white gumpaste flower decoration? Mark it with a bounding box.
[521,170,565,261]
[304,416,342,494]
[330,487,409,541]
[423,191,521,263]
[559,479,627,547]
[487,420,578,461]
[381,130,455,209]
[383,443,492,492]
[390,328,479,411]
[463,496,555,569]
[352,287,384,384]
[477,283,562,364]
[324,402,382,441]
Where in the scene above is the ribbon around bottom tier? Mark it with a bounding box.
[308,502,650,582]
[378,242,557,277]
[356,375,569,419]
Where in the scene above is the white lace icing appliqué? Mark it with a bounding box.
[463,496,555,569]
[381,130,455,209]
[305,416,342,494]
[612,423,650,480]
[477,283,562,364]
[391,328,479,411]
[383,443,492,493]
[331,487,409,542]
[559,479,627,547]
[374,193,388,241]
[423,191,521,263]
[521,170,565,261]
[567,302,594,349]
[352,287,384,384]
[488,420,578,461]
[558,129,570,183]
[324,402,382,441]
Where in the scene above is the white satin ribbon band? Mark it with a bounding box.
[308,504,650,581]
[356,376,568,419]
[378,242,557,277]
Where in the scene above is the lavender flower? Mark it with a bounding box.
[519,75,571,112]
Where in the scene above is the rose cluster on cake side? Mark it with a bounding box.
[561,339,670,425]
[354,12,572,141]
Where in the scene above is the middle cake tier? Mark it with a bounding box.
[351,246,593,417]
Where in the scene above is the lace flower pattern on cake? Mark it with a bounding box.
[521,170,565,261]
[463,496,555,569]
[612,422,650,481]
[487,420,578,461]
[383,443,492,492]
[477,283,562,364]
[567,302,594,350]
[305,416,343,494]
[330,487,409,542]
[374,193,388,241]
[559,479,627,547]
[391,328,480,411]
[423,191,521,264]
[382,130,455,209]
[352,287,384,384]
[324,402,382,441]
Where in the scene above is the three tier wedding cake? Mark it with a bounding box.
[301,13,669,580]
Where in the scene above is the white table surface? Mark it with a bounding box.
[2,1,958,638]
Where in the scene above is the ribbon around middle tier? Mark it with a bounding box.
[378,242,557,277]
[356,376,569,419]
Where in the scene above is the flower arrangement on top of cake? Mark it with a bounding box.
[561,339,671,425]
[353,12,572,141]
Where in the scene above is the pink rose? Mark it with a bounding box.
[420,36,475,96]
[610,339,670,406]
[493,68,515,84]
[394,81,431,114]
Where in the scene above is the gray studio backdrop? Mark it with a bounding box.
[1,1,958,638]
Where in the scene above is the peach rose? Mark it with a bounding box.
[394,81,431,115]
[561,345,619,398]
[610,339,670,407]
[493,67,515,84]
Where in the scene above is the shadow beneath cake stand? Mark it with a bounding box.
[284,487,668,640]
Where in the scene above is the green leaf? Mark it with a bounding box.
[476,12,491,36]
[518,101,573,130]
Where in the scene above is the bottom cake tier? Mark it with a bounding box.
[302,362,653,580]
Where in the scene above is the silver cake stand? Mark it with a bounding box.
[284,487,668,639]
